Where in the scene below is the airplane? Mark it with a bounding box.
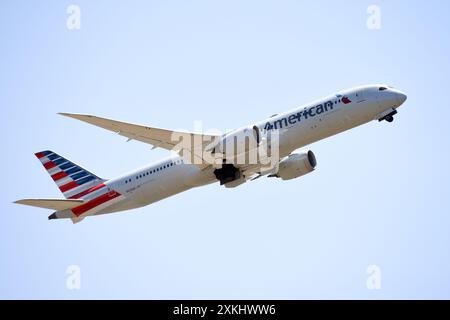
[15,84,407,223]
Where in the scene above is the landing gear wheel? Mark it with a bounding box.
[385,115,394,123]
[378,109,398,123]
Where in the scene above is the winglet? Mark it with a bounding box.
[58,113,95,121]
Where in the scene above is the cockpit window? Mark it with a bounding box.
[379,87,388,91]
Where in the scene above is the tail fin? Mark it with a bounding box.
[34,150,105,199]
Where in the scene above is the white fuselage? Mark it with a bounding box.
[95,84,407,217]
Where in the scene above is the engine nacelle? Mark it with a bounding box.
[271,151,317,181]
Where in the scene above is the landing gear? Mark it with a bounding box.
[379,109,398,123]
[385,115,394,123]
[214,163,241,185]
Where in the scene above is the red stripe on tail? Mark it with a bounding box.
[44,161,56,170]
[51,171,68,181]
[72,191,121,216]
[60,181,79,192]
[69,183,106,199]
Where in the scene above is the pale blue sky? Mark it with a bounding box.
[1,0,450,299]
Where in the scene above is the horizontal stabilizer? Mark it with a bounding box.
[14,199,85,211]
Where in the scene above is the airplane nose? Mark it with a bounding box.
[396,92,407,105]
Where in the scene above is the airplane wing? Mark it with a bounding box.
[59,113,222,168]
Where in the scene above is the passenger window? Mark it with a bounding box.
[379,87,387,91]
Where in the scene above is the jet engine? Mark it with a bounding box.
[270,151,317,181]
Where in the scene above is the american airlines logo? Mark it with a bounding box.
[263,100,335,131]
[336,94,352,104]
